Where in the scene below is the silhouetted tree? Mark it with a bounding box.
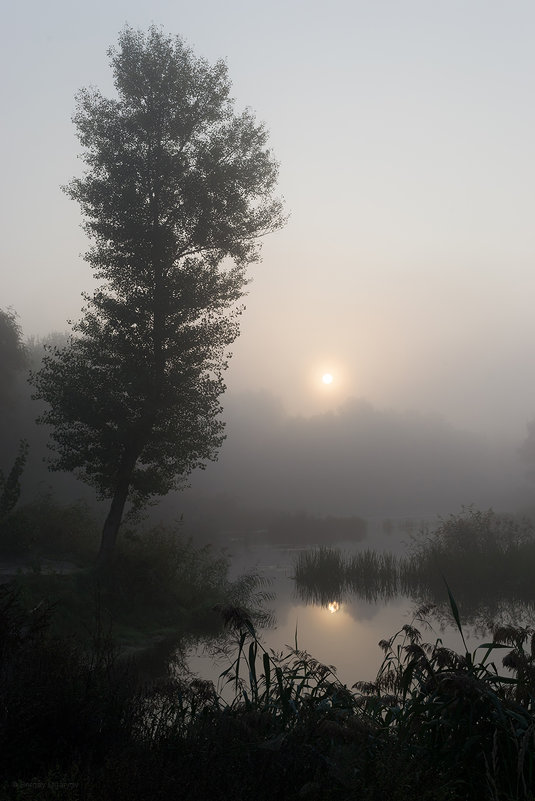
[0,309,27,412]
[0,309,29,480]
[32,26,284,567]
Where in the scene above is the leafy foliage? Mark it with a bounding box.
[0,311,29,479]
[0,308,27,410]
[31,26,284,560]
[0,493,99,559]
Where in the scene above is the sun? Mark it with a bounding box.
[322,373,333,385]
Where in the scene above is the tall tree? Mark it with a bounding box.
[32,26,285,566]
[0,309,28,469]
[0,308,27,412]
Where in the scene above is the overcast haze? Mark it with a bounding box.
[3,0,535,443]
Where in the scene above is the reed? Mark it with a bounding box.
[294,546,403,604]
[294,510,535,622]
[294,546,348,605]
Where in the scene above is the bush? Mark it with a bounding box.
[0,494,100,559]
[407,509,535,613]
[106,523,231,627]
[104,523,274,647]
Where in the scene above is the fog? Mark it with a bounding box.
[178,390,532,521]
[4,1,535,446]
[2,3,535,542]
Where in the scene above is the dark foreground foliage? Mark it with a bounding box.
[0,516,272,666]
[1,584,535,801]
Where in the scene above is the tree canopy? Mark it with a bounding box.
[0,309,29,472]
[0,308,27,411]
[32,26,285,565]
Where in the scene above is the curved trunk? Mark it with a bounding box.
[96,450,139,570]
[96,478,131,570]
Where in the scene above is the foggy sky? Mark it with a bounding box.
[181,391,532,519]
[3,1,535,440]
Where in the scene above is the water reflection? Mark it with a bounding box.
[296,580,402,607]
[293,543,535,634]
[185,520,535,690]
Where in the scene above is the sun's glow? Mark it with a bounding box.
[322,373,333,385]
[327,601,340,614]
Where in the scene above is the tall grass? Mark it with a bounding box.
[294,546,346,605]
[294,546,403,605]
[206,592,535,800]
[346,549,400,601]
[294,509,535,623]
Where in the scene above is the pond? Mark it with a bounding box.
[187,516,535,690]
[189,545,415,688]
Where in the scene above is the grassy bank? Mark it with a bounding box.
[0,495,272,670]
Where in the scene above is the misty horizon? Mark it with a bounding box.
[167,388,534,521]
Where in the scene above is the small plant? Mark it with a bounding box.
[217,610,353,726]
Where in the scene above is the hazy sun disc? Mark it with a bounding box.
[322,373,333,385]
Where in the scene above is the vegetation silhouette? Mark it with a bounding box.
[31,26,285,568]
[3,580,535,800]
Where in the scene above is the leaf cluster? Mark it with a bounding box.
[31,26,285,511]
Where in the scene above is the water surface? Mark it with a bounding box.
[188,534,491,689]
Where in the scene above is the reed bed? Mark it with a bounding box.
[294,509,535,620]
[346,549,400,601]
[294,546,406,605]
[294,546,348,605]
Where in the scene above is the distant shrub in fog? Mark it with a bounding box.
[411,507,535,558]
[0,494,99,559]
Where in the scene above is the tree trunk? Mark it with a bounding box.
[96,459,136,570]
[95,421,156,570]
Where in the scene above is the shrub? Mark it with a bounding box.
[0,494,100,560]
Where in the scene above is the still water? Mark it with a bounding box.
[187,524,500,690]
